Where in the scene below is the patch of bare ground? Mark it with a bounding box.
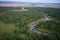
[10,9,29,12]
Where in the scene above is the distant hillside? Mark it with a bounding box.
[0,1,60,8]
[0,1,32,4]
[0,1,60,5]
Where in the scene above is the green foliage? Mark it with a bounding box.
[0,7,60,40]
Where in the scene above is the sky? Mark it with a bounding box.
[0,0,60,3]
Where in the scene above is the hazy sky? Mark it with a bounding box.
[0,0,60,3]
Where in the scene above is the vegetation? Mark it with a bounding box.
[0,7,60,40]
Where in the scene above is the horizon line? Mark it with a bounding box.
[0,1,60,3]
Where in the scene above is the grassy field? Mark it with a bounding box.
[0,22,16,34]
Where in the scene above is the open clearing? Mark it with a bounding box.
[10,9,29,12]
[0,22,16,34]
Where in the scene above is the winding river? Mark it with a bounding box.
[29,14,52,35]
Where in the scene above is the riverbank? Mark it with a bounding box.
[29,14,52,36]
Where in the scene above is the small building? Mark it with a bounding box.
[21,7,25,9]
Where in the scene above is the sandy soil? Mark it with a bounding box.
[0,4,32,7]
[10,9,29,12]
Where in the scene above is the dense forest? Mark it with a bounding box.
[0,7,60,40]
